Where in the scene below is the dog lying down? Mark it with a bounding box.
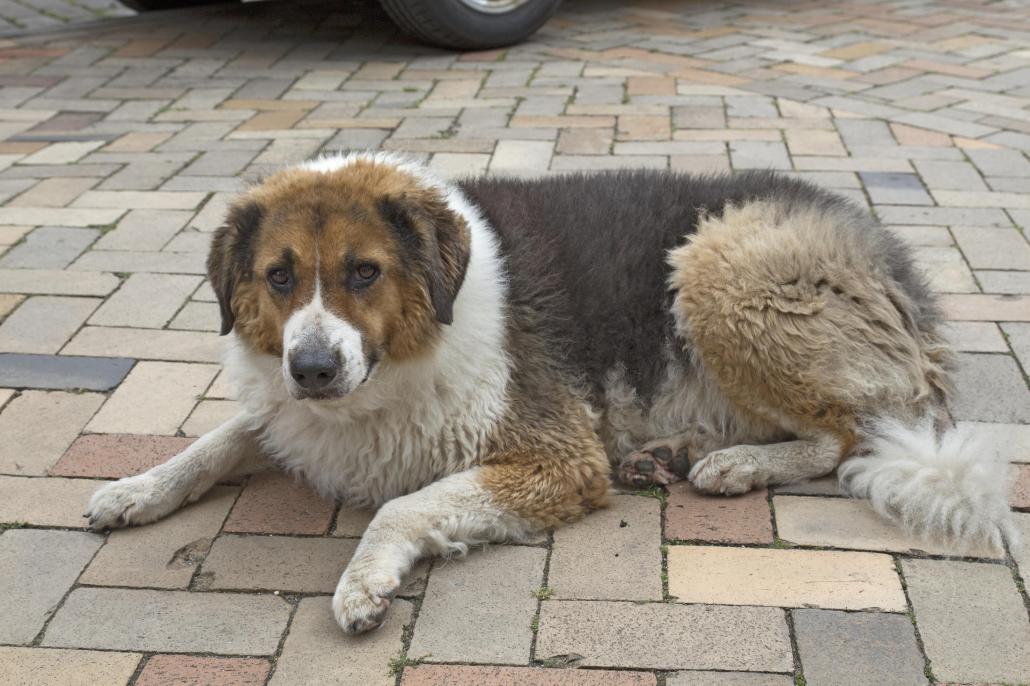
[87,152,1015,634]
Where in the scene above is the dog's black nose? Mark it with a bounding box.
[290,348,339,391]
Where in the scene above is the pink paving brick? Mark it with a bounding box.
[136,655,270,686]
[402,665,657,685]
[49,434,194,478]
[1012,464,1030,509]
[665,482,774,544]
[222,471,335,535]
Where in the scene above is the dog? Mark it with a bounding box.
[86,152,1014,634]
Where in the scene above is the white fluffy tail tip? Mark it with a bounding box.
[838,418,1018,555]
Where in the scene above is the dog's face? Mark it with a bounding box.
[208,159,471,400]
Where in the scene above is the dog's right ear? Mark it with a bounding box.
[207,200,263,336]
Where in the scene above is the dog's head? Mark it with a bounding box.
[208,156,471,400]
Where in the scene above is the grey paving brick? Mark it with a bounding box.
[536,601,792,671]
[860,172,933,205]
[90,273,201,328]
[0,296,101,354]
[270,596,411,686]
[913,159,987,191]
[549,494,662,600]
[951,226,1030,269]
[93,209,192,252]
[793,609,927,686]
[0,529,103,644]
[903,559,1030,683]
[0,353,133,391]
[0,226,98,269]
[951,353,1030,423]
[966,148,1030,177]
[42,588,291,655]
[409,544,545,663]
[729,141,791,170]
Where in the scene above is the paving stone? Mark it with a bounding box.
[951,353,1030,423]
[71,190,206,210]
[536,601,792,671]
[136,656,270,686]
[1013,513,1030,582]
[43,587,291,655]
[0,529,104,644]
[21,140,104,164]
[81,486,237,589]
[1011,463,1030,508]
[71,248,206,274]
[0,390,103,475]
[94,209,192,251]
[913,246,977,293]
[0,647,140,686]
[63,326,222,362]
[270,595,411,686]
[168,301,219,331]
[490,140,554,174]
[90,273,201,328]
[952,226,1030,270]
[0,226,98,269]
[332,504,375,537]
[403,665,657,685]
[903,558,1030,683]
[666,674,791,686]
[665,483,773,543]
[773,495,996,557]
[913,159,986,191]
[942,322,1008,352]
[667,546,905,611]
[729,141,791,170]
[202,534,356,593]
[223,471,335,535]
[8,177,98,208]
[409,544,545,663]
[955,421,1030,464]
[0,353,132,391]
[0,295,100,354]
[0,475,102,527]
[86,361,217,435]
[860,172,933,205]
[940,294,1030,321]
[181,398,239,436]
[0,268,118,296]
[0,207,123,227]
[51,434,193,478]
[793,609,927,686]
[785,129,845,156]
[549,494,661,600]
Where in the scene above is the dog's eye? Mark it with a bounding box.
[355,263,379,283]
[268,268,291,287]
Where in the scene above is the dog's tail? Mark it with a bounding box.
[838,417,1017,553]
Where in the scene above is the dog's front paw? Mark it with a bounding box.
[688,447,762,495]
[333,571,400,634]
[85,473,179,530]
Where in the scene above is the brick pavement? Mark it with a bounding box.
[1,0,1030,683]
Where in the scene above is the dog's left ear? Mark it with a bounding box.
[208,200,264,336]
[378,193,471,325]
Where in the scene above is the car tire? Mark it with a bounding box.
[121,0,236,11]
[379,0,562,50]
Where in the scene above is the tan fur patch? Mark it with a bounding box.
[667,201,952,452]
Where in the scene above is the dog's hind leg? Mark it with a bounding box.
[688,433,842,495]
[86,413,263,529]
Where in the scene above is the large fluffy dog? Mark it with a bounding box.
[87,153,1014,634]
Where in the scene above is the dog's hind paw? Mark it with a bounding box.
[333,571,400,634]
[618,437,692,488]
